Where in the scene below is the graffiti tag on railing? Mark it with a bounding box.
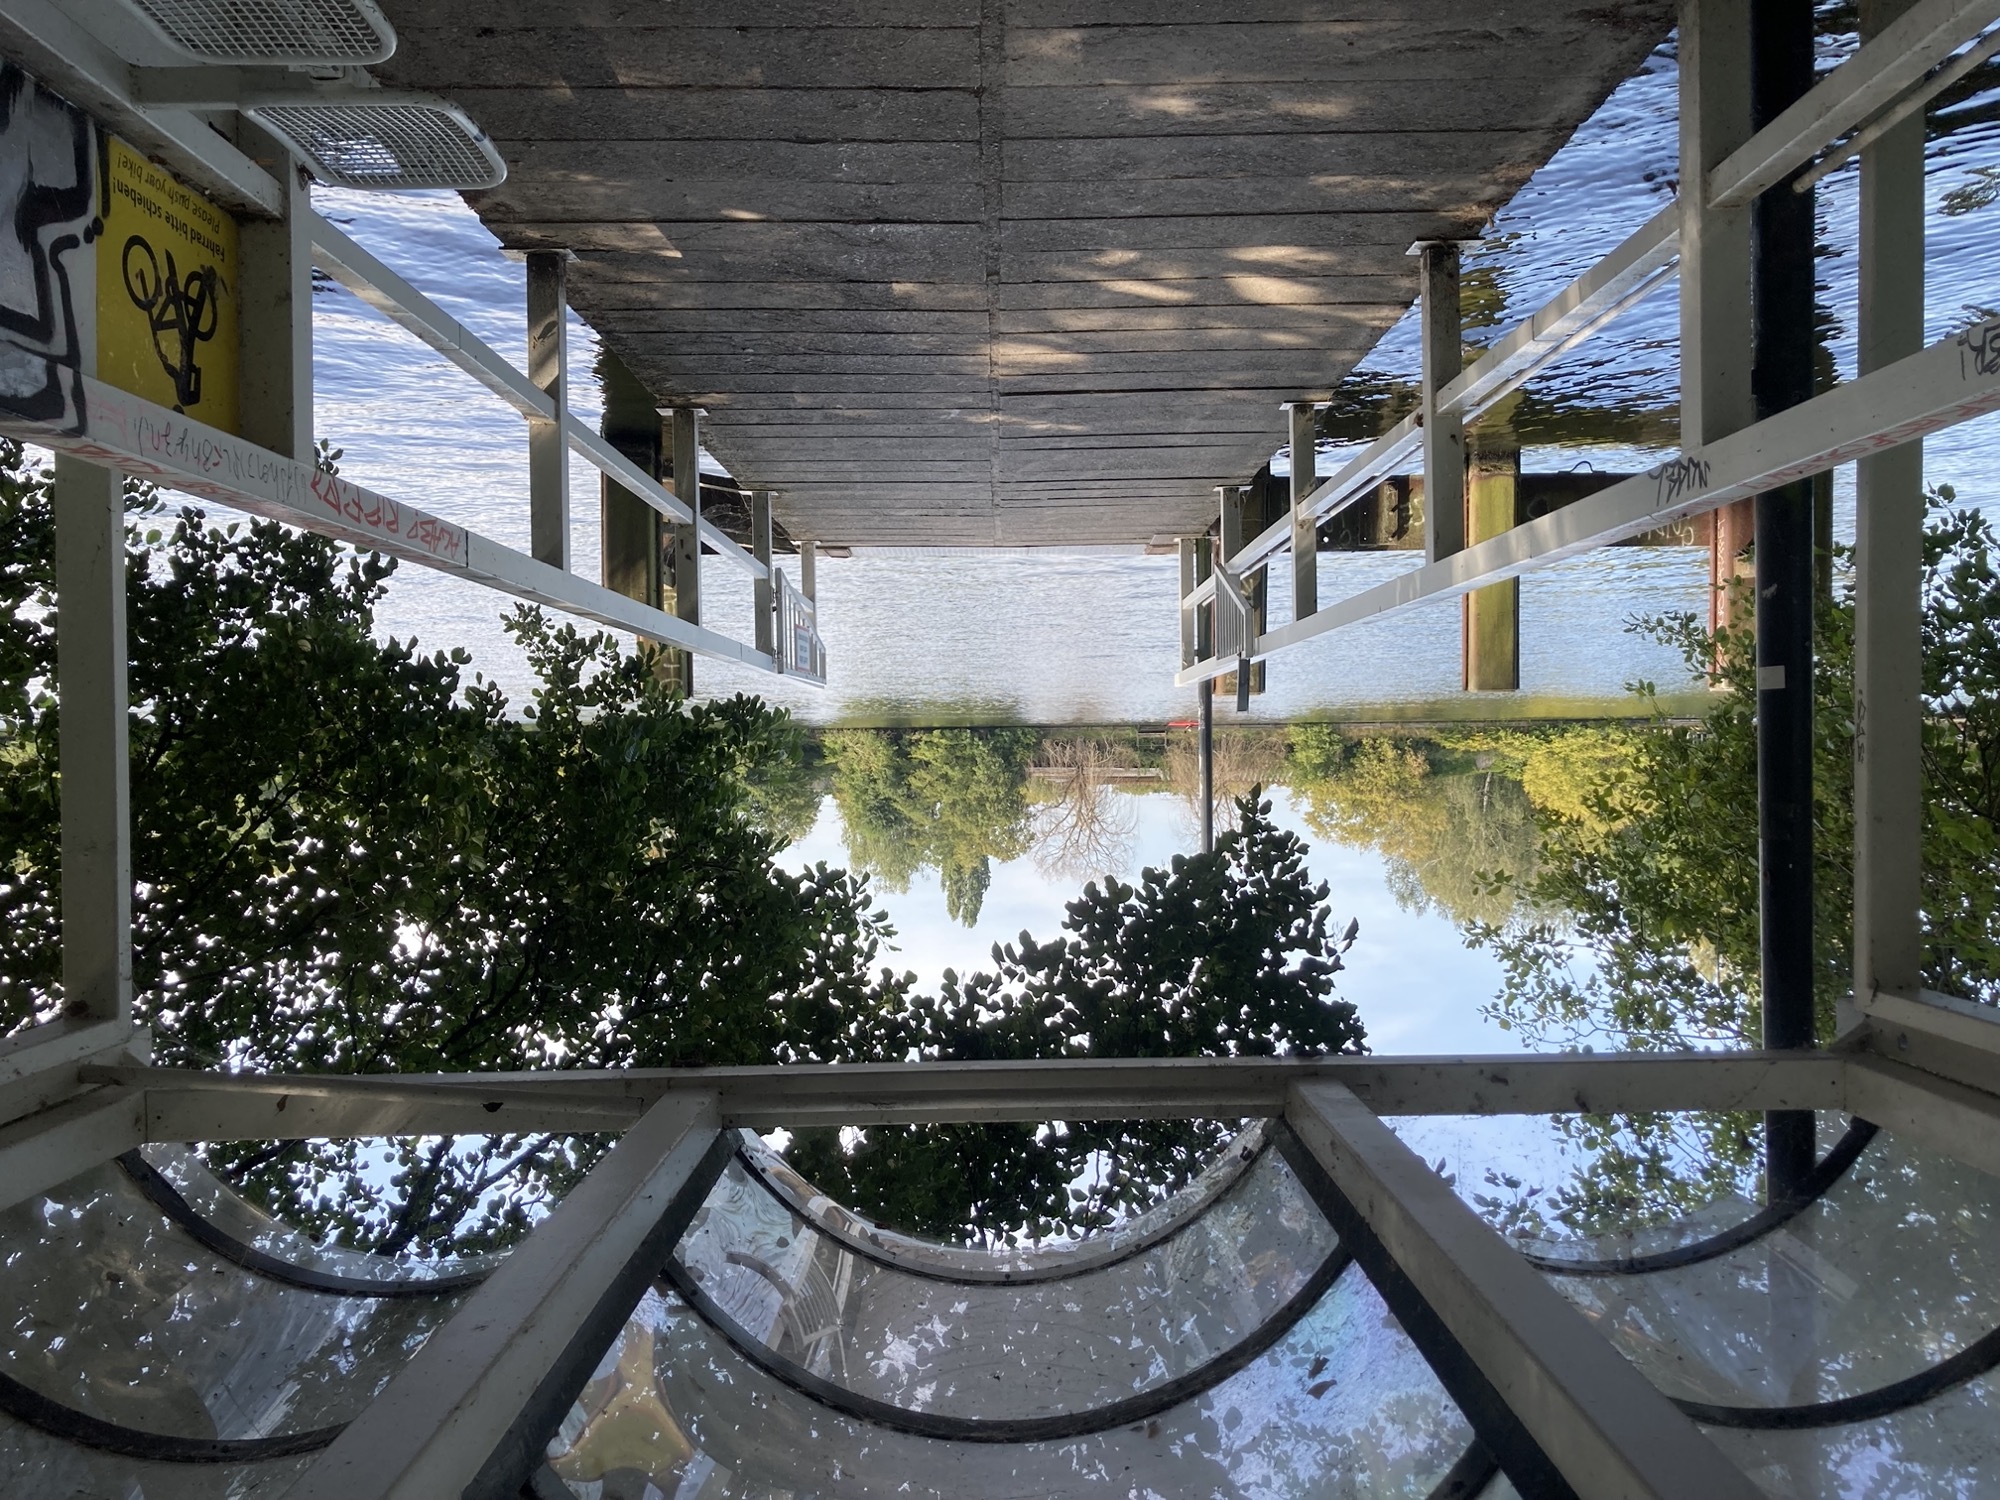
[1958,318,2000,379]
[1649,453,1711,506]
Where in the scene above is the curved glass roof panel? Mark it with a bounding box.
[0,1407,316,1498]
[548,1275,1472,1499]
[1538,1122,2000,1411]
[742,1122,1269,1282]
[1701,1366,2000,1497]
[135,1143,501,1294]
[672,1139,1340,1426]
[0,1158,470,1454]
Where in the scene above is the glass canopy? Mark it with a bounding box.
[1,1118,1996,1497]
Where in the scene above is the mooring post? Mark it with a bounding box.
[1198,678,1215,854]
[526,250,571,572]
[1850,0,1926,1029]
[1750,0,1819,1201]
[1287,402,1319,622]
[663,406,701,695]
[1463,435,1521,692]
[752,491,776,659]
[1680,0,1757,654]
[598,351,663,620]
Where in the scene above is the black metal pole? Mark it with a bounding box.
[1751,0,1818,1203]
[1199,678,1215,853]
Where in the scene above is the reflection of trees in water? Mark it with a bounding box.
[1027,735,1140,882]
[1164,725,1290,838]
[1286,727,1567,928]
[823,728,1038,925]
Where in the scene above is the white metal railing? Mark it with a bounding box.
[1176,0,2000,689]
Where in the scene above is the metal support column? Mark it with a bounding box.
[1287,402,1318,620]
[752,490,776,658]
[663,406,702,694]
[234,125,312,461]
[1751,0,1821,1199]
[1419,242,1465,564]
[53,456,131,1024]
[1851,0,1928,1024]
[526,251,570,572]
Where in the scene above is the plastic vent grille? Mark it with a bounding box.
[252,103,507,190]
[126,0,394,64]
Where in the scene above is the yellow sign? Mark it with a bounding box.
[96,137,239,433]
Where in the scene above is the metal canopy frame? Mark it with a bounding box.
[0,1010,1997,1499]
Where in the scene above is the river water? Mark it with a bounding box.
[254,28,2000,1058]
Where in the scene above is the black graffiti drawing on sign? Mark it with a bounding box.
[121,234,219,411]
[0,60,99,430]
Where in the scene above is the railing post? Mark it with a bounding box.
[1178,536,1200,669]
[1284,1081,1768,1500]
[1750,0,1821,1201]
[53,455,131,1025]
[235,125,313,462]
[526,249,570,572]
[1287,402,1319,621]
[752,490,776,658]
[1419,241,1465,563]
[1850,0,1927,1027]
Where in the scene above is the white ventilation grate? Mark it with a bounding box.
[251,102,507,190]
[124,0,394,64]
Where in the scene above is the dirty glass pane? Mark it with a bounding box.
[0,1409,314,1499]
[0,1160,469,1444]
[675,1138,1338,1420]
[1703,1367,2000,1499]
[1539,1124,2000,1407]
[548,1274,1471,1500]
[742,1122,1269,1280]
[143,1143,502,1287]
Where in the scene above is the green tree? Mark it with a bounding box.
[786,792,1365,1241]
[1286,727,1543,926]
[0,444,1368,1253]
[823,727,1037,924]
[1468,496,2000,1230]
[0,442,911,1253]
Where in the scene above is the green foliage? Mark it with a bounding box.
[1462,496,2000,1230]
[0,443,1369,1253]
[786,793,1365,1241]
[822,727,1038,925]
[1285,726,1544,927]
[0,441,910,1253]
